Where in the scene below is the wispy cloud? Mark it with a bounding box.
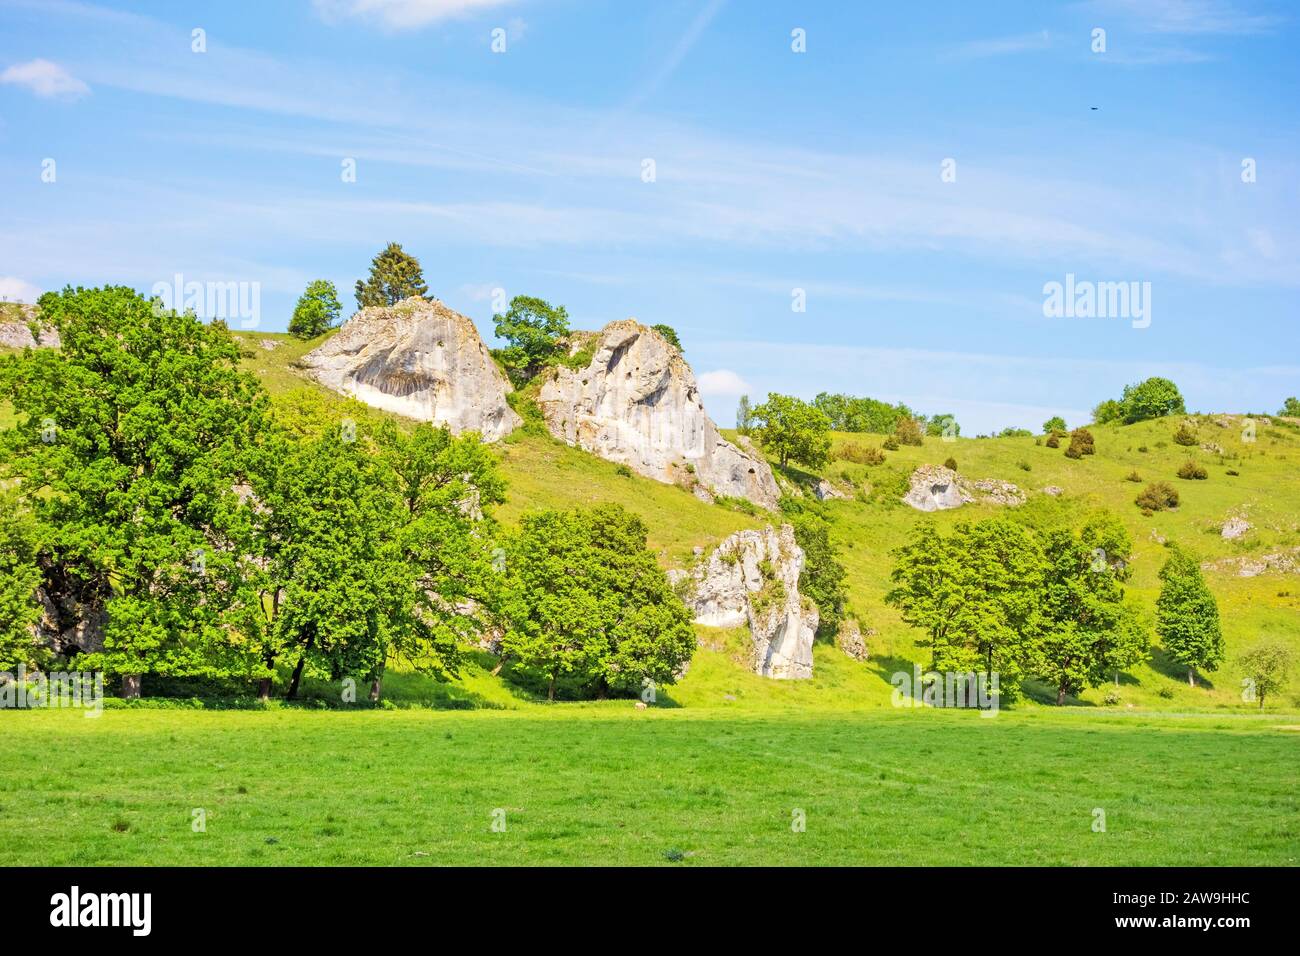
[312,0,524,31]
[1085,0,1283,35]
[0,276,42,303]
[696,369,752,398]
[0,58,89,99]
[946,30,1052,60]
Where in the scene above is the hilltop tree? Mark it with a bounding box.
[886,518,1047,702]
[1043,416,1067,434]
[1156,546,1224,686]
[736,394,753,434]
[0,286,270,695]
[751,393,832,470]
[651,323,683,352]
[894,415,925,446]
[926,413,960,438]
[355,242,430,309]
[1279,397,1300,417]
[493,294,570,384]
[1036,525,1148,705]
[1119,377,1186,423]
[1238,641,1292,710]
[288,280,342,339]
[496,505,694,700]
[1092,399,1123,425]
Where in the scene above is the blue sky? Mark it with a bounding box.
[1,0,1296,433]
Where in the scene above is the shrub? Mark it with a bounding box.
[837,442,885,465]
[882,436,900,451]
[1173,422,1198,446]
[1066,428,1095,457]
[1125,470,1142,482]
[1137,446,1148,453]
[1017,460,1031,471]
[1156,685,1175,700]
[1045,435,1059,449]
[1226,469,1240,476]
[894,416,924,447]
[1103,689,1121,706]
[1064,445,1082,460]
[1135,481,1179,511]
[614,463,633,477]
[943,457,957,471]
[1177,460,1208,480]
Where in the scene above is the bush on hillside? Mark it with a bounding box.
[1135,481,1179,512]
[837,442,885,465]
[1177,460,1208,480]
[1173,422,1198,446]
[894,416,924,447]
[943,457,958,471]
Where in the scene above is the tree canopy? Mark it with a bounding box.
[355,242,430,309]
[493,295,570,384]
[752,393,832,470]
[1156,545,1224,686]
[289,280,342,339]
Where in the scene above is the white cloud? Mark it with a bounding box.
[1085,0,1281,35]
[0,58,90,99]
[696,369,752,398]
[0,276,42,303]
[313,0,522,30]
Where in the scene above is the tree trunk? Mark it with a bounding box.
[1187,667,1196,687]
[287,656,307,700]
[1258,692,1265,711]
[369,677,382,702]
[257,677,271,702]
[1056,683,1067,706]
[548,674,556,702]
[121,674,141,700]
[490,654,511,677]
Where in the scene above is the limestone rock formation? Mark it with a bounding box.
[669,524,818,679]
[537,321,779,508]
[902,466,1025,511]
[301,297,520,442]
[836,619,871,661]
[0,305,59,349]
[1221,516,1251,540]
[902,465,970,511]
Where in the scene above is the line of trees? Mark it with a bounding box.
[886,512,1226,705]
[0,286,693,702]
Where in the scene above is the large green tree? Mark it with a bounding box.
[0,490,44,671]
[355,242,430,309]
[752,393,832,470]
[288,280,342,339]
[0,286,269,693]
[493,295,570,384]
[1156,545,1224,686]
[1238,641,1292,710]
[1036,524,1147,704]
[1119,376,1186,423]
[886,518,1047,702]
[496,505,694,701]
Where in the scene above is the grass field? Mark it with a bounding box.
[2,703,1295,866]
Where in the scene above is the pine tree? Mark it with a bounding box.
[354,242,430,309]
[1156,546,1224,686]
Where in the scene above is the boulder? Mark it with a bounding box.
[537,320,779,509]
[301,297,520,442]
[813,478,848,501]
[836,619,871,661]
[1221,516,1251,540]
[670,524,818,679]
[902,465,970,511]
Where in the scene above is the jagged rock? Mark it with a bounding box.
[301,297,520,442]
[902,466,1025,511]
[1200,442,1224,455]
[965,478,1027,506]
[902,465,971,511]
[259,339,279,351]
[1043,486,1064,497]
[0,307,59,349]
[669,524,818,679]
[1221,516,1251,540]
[836,619,871,661]
[1202,548,1300,578]
[537,320,779,509]
[813,478,848,501]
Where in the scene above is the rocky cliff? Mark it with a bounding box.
[670,524,818,679]
[537,321,779,508]
[301,297,520,442]
[0,304,59,349]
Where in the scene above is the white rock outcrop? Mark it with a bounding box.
[902,466,1025,511]
[0,305,59,349]
[902,465,970,511]
[302,297,520,442]
[538,321,779,509]
[670,524,818,679]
